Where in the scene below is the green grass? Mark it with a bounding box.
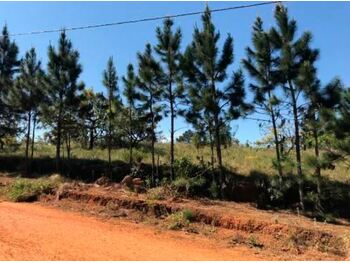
[7,178,57,202]
[1,141,349,184]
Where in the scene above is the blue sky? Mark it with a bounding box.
[1,1,349,143]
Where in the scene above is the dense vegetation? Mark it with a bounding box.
[0,5,349,219]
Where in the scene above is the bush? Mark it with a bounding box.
[7,178,57,202]
[172,176,206,196]
[167,209,194,230]
[146,186,174,200]
[172,157,208,196]
[257,175,299,208]
[182,208,194,221]
[208,180,219,199]
[174,157,197,178]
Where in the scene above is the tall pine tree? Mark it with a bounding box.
[0,25,20,150]
[243,17,284,180]
[155,18,184,180]
[78,88,107,150]
[270,5,319,209]
[11,48,45,173]
[136,43,164,185]
[182,7,248,196]
[102,57,120,177]
[122,63,148,165]
[43,31,82,172]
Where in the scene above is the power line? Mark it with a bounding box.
[9,1,281,37]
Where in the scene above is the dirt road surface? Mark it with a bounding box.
[0,201,269,261]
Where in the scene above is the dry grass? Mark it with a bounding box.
[1,142,349,183]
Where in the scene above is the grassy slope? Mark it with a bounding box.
[1,142,349,184]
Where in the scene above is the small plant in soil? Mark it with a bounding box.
[167,209,194,230]
[182,209,194,221]
[229,233,246,246]
[247,235,264,249]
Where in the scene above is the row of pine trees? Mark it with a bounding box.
[0,5,349,207]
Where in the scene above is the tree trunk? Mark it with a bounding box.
[31,113,36,161]
[150,95,155,186]
[108,100,112,178]
[211,79,224,197]
[89,126,94,150]
[25,111,32,174]
[313,128,321,183]
[214,112,224,197]
[289,81,304,210]
[271,109,283,179]
[268,92,283,180]
[128,106,133,166]
[56,105,62,173]
[312,113,322,209]
[209,128,215,170]
[169,81,175,181]
[66,133,71,160]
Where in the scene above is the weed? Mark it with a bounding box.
[7,178,57,202]
[182,209,194,221]
[167,209,194,230]
[230,233,245,245]
[146,186,174,200]
[247,235,264,248]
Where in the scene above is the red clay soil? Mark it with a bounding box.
[62,187,350,238]
[0,201,272,261]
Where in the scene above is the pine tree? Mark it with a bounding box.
[297,60,342,209]
[136,43,164,186]
[43,31,82,172]
[11,48,45,173]
[102,57,120,177]
[78,88,107,150]
[269,5,319,209]
[319,81,350,169]
[0,25,20,150]
[327,87,350,162]
[177,130,194,144]
[181,7,248,196]
[243,17,284,180]
[155,18,184,181]
[122,63,148,165]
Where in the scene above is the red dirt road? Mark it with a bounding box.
[0,201,267,261]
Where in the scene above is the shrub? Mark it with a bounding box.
[182,208,194,221]
[7,178,57,202]
[260,175,299,208]
[208,180,219,199]
[167,209,194,230]
[172,176,206,197]
[174,157,197,178]
[146,186,174,200]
